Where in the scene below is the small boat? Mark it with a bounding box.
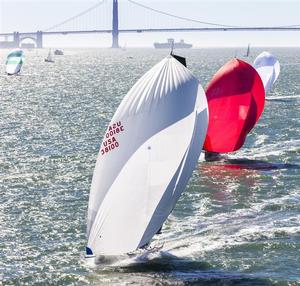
[203,58,265,153]
[54,49,64,55]
[45,49,54,63]
[86,54,208,257]
[253,51,280,93]
[244,44,250,57]
[5,49,24,75]
[121,43,127,51]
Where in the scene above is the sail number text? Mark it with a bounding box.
[101,121,124,155]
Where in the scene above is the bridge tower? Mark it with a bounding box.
[112,0,119,48]
[13,32,20,48]
[36,31,43,48]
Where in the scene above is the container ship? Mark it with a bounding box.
[154,38,192,49]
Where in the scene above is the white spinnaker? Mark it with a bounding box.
[87,56,208,256]
[5,49,24,75]
[253,51,280,93]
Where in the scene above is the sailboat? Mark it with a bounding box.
[253,51,280,93]
[5,49,24,75]
[45,49,54,63]
[121,42,127,51]
[86,54,209,257]
[203,58,265,153]
[244,44,250,57]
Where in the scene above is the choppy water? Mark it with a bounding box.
[0,48,299,286]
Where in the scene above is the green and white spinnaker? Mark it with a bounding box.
[6,49,24,75]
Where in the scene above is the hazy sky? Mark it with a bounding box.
[0,0,300,47]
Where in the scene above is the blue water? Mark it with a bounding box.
[0,48,299,285]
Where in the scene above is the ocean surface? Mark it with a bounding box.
[0,48,299,286]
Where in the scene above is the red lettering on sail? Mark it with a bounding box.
[101,121,125,155]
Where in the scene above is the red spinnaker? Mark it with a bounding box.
[203,59,265,153]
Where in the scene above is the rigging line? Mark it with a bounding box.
[44,0,105,31]
[127,0,243,28]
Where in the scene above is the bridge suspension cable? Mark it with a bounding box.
[127,0,242,28]
[44,0,106,31]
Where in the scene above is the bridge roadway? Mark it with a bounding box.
[1,26,300,37]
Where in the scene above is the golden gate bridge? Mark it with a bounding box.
[0,0,300,48]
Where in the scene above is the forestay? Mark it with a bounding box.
[253,51,280,93]
[87,56,208,256]
[6,49,24,75]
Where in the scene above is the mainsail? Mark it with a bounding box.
[253,51,280,93]
[86,56,208,256]
[203,58,265,153]
[5,49,24,75]
[244,44,250,57]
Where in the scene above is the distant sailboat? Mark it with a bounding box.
[45,49,54,63]
[121,43,127,51]
[253,51,280,93]
[86,55,209,257]
[5,49,24,75]
[244,44,250,57]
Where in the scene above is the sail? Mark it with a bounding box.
[47,50,52,61]
[245,44,250,57]
[5,49,24,75]
[253,51,280,93]
[203,58,265,153]
[87,56,208,256]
